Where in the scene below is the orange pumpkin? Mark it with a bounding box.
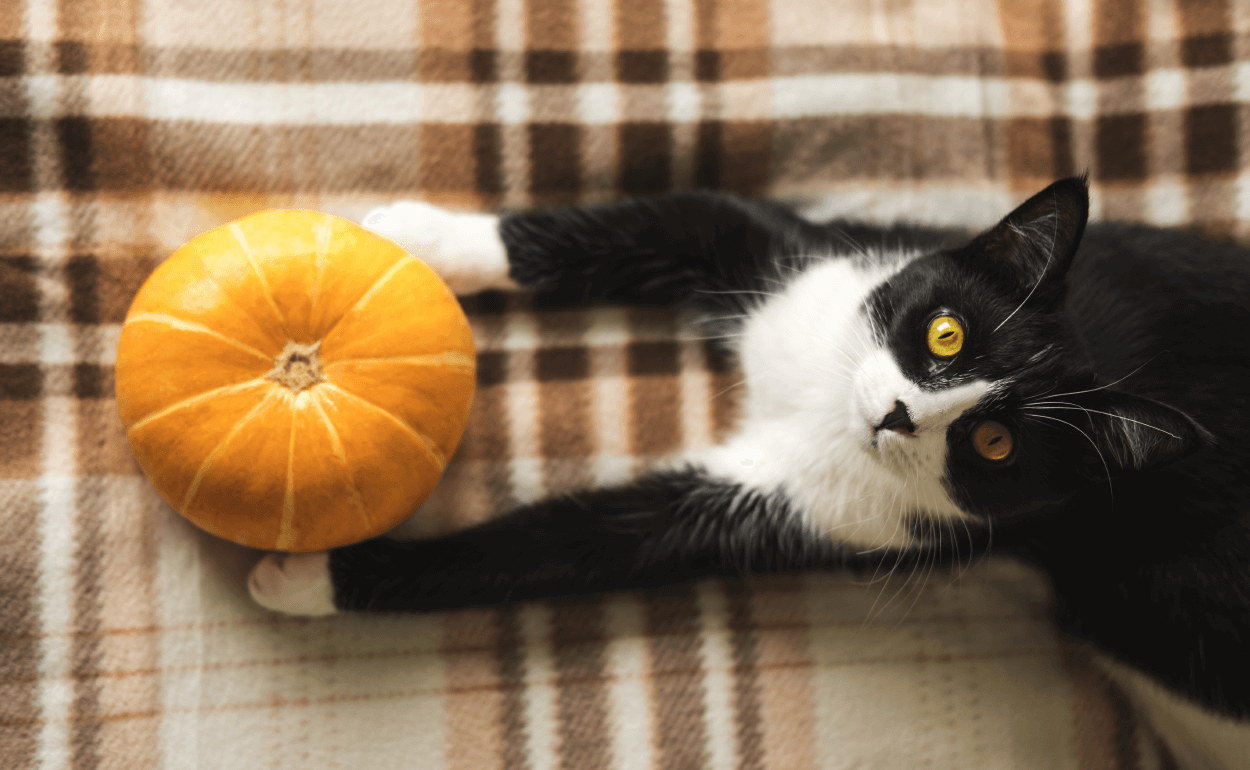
[115,210,475,552]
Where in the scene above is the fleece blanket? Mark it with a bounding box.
[2,0,1245,767]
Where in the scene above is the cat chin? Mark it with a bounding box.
[694,425,970,552]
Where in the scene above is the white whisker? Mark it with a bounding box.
[993,190,1059,334]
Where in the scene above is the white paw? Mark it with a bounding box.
[248,551,337,616]
[362,201,517,295]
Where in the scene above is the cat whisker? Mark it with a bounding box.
[827,225,872,261]
[868,502,928,624]
[694,287,787,301]
[900,541,939,627]
[1026,403,1181,439]
[709,377,749,401]
[1032,356,1160,401]
[1025,411,1115,501]
[858,482,909,621]
[992,189,1060,334]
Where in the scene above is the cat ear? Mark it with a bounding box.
[1076,391,1213,473]
[966,176,1089,299]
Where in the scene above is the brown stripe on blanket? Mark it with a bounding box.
[443,608,521,770]
[70,474,107,770]
[57,0,143,82]
[770,45,1007,79]
[1091,0,1149,220]
[619,122,672,196]
[692,0,769,192]
[1179,0,1234,69]
[0,1,23,59]
[1092,0,1146,79]
[550,598,613,770]
[419,0,492,83]
[90,477,161,770]
[528,123,583,204]
[695,120,773,195]
[536,309,595,495]
[147,123,425,193]
[525,0,580,84]
[696,0,770,81]
[1183,72,1238,230]
[0,118,33,194]
[627,339,683,459]
[422,124,496,199]
[998,0,1068,82]
[725,581,766,770]
[703,340,741,444]
[999,0,1074,191]
[1,256,40,323]
[497,606,532,770]
[772,115,1008,188]
[615,0,667,83]
[460,305,516,510]
[751,576,819,769]
[643,586,712,770]
[1,371,42,479]
[1186,102,1238,178]
[0,481,42,769]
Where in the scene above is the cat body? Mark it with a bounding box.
[250,179,1250,767]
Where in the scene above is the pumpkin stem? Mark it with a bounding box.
[267,341,325,393]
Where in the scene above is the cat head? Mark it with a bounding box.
[859,176,1212,526]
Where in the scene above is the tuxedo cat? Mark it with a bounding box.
[250,178,1250,768]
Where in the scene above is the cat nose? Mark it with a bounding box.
[875,400,916,435]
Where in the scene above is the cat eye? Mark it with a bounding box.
[972,420,1013,461]
[926,315,964,359]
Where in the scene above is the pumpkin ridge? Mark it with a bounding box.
[322,255,415,341]
[124,312,273,363]
[320,382,448,471]
[276,407,298,551]
[171,260,287,354]
[126,377,270,434]
[310,392,372,530]
[182,388,284,514]
[230,222,290,337]
[322,351,475,371]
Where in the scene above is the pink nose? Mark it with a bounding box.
[875,400,915,434]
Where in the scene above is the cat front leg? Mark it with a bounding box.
[364,193,838,308]
[249,466,840,615]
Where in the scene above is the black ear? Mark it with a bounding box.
[966,176,1089,299]
[1073,390,1213,473]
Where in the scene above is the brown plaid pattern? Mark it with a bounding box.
[3,0,1243,766]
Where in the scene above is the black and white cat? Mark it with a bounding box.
[249,178,1250,768]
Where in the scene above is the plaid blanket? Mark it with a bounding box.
[3,0,1244,767]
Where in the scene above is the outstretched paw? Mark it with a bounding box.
[362,201,516,295]
[248,551,337,616]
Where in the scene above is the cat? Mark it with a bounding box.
[249,178,1250,769]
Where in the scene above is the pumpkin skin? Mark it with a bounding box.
[116,210,476,552]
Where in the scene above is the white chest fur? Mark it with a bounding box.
[695,255,987,551]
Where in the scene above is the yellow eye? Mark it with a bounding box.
[927,315,964,358]
[972,420,1013,461]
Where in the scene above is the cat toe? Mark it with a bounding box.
[248,552,337,616]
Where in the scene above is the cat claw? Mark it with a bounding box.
[248,552,337,616]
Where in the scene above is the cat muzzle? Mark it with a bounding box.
[875,400,917,435]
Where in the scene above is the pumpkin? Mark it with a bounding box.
[115,210,476,552]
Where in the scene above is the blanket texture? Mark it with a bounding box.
[2,0,1245,767]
